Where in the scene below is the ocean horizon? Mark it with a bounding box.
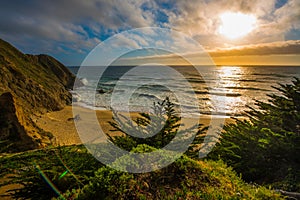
[69,65,300,117]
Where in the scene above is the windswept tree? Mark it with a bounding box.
[210,78,300,191]
[108,97,208,157]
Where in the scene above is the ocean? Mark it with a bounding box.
[69,65,300,117]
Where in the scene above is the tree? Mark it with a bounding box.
[210,78,300,191]
[108,97,207,157]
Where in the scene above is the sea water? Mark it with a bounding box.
[69,65,300,117]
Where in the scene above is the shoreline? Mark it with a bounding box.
[72,102,243,119]
[35,105,237,146]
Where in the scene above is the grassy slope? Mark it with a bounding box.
[0,145,282,199]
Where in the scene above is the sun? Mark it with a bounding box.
[218,12,256,39]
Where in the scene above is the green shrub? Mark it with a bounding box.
[74,148,283,199]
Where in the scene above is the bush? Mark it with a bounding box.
[74,148,283,200]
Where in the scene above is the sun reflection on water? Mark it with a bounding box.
[212,66,245,116]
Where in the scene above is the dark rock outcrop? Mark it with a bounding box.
[0,92,37,152]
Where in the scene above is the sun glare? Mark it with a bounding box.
[219,12,256,39]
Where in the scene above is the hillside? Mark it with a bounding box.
[0,144,283,199]
[0,39,80,152]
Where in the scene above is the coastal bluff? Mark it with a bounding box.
[0,38,81,152]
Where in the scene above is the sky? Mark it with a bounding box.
[0,0,299,66]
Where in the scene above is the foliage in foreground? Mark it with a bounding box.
[0,144,282,200]
[210,78,300,192]
[0,97,284,199]
[0,145,103,199]
[75,145,281,200]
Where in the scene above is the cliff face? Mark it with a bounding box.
[0,39,80,152]
[0,92,38,151]
[0,39,78,113]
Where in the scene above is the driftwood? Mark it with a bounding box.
[276,189,300,200]
[67,114,81,121]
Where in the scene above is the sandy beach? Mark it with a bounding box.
[35,106,114,145]
[35,106,236,146]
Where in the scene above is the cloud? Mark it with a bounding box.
[274,0,300,31]
[115,40,300,66]
[209,40,300,56]
[166,0,276,35]
[165,0,300,47]
[111,34,140,49]
[0,0,299,65]
[0,0,155,55]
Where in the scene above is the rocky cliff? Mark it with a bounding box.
[0,39,80,152]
